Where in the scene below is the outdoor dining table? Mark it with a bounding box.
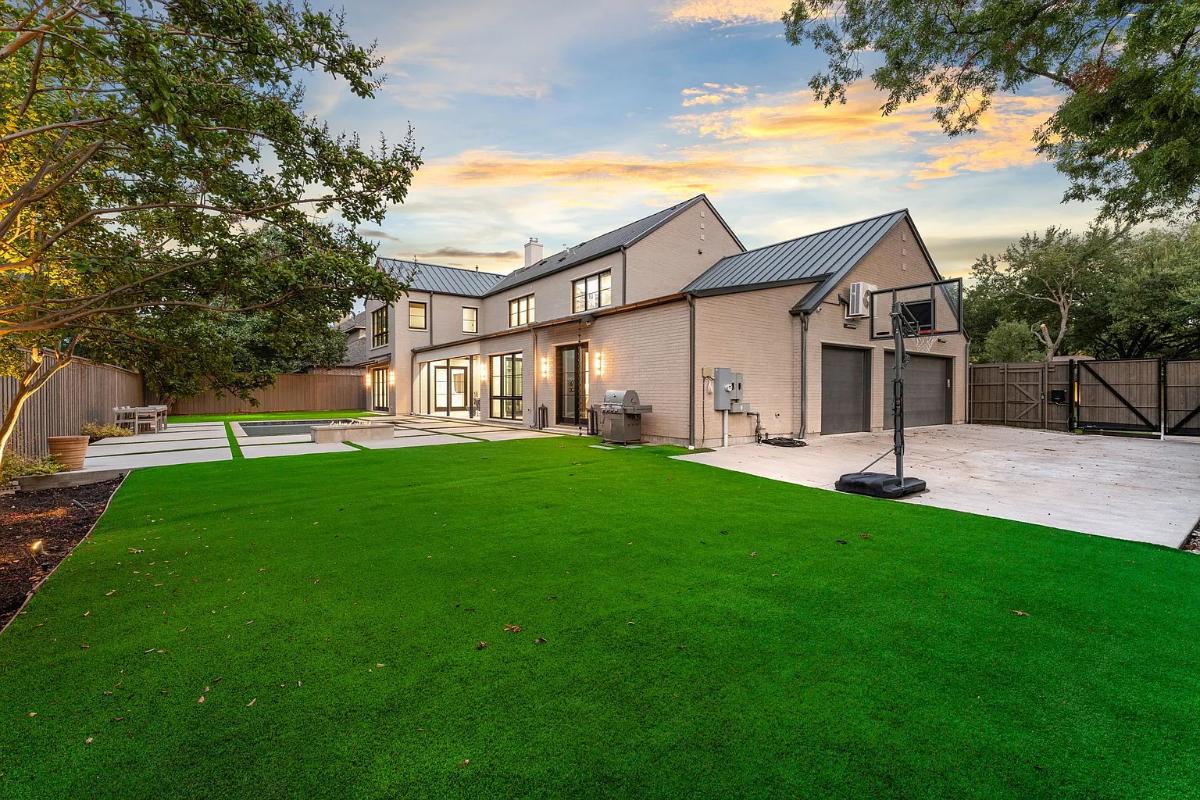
[115,404,169,434]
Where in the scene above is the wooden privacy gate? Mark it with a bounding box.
[969,358,1200,438]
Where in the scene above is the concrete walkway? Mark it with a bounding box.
[676,424,1200,548]
[82,416,558,471]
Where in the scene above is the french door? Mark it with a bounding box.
[371,367,389,411]
[556,344,589,425]
[434,365,468,412]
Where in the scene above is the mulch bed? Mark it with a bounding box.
[1184,519,1200,554]
[0,478,122,630]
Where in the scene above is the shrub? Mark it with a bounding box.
[1,453,65,483]
[81,422,133,442]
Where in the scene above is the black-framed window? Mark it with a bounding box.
[489,352,523,420]
[408,301,427,330]
[508,294,534,327]
[572,270,611,313]
[371,366,389,411]
[371,307,389,347]
[462,306,478,334]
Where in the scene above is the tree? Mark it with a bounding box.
[1071,225,1200,359]
[977,319,1040,363]
[784,1,1200,224]
[0,0,421,466]
[968,226,1117,360]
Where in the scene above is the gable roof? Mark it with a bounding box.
[683,210,913,300]
[376,258,505,297]
[485,194,739,296]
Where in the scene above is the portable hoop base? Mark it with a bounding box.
[835,471,926,499]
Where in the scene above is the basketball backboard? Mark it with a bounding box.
[869,278,963,340]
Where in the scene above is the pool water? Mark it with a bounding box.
[239,419,359,437]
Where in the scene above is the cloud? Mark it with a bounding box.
[419,247,520,259]
[908,95,1059,182]
[358,228,401,243]
[681,83,750,107]
[418,147,865,198]
[666,0,790,26]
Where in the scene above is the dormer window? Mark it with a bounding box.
[572,270,611,313]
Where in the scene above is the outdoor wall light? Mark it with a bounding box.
[594,353,606,376]
[540,357,549,378]
[388,369,396,386]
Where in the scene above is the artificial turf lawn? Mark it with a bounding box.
[0,438,1197,799]
[167,409,374,423]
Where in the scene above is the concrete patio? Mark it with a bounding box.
[676,424,1200,548]
[81,416,558,471]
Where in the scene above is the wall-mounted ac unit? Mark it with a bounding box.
[847,282,876,318]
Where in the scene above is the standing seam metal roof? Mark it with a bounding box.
[682,210,909,297]
[376,258,505,297]
[482,195,714,296]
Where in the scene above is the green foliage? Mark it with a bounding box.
[80,421,132,442]
[965,221,1200,359]
[1,438,1198,796]
[784,1,1200,223]
[0,452,64,482]
[0,0,420,437]
[978,319,1041,363]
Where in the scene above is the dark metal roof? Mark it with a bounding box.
[484,195,721,296]
[683,210,909,299]
[377,258,505,297]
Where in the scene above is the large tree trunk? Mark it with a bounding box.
[0,347,74,471]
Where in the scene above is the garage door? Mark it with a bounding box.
[821,346,869,434]
[884,353,950,428]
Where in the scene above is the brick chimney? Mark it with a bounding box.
[524,237,543,267]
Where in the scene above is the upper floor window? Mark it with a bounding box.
[462,306,478,334]
[371,306,389,347]
[408,301,427,330]
[509,294,535,327]
[572,270,611,313]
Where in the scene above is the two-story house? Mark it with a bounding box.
[349,194,968,447]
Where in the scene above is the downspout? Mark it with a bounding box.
[687,293,696,448]
[531,327,538,429]
[620,246,628,306]
[798,310,810,438]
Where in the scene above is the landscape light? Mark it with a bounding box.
[29,539,43,556]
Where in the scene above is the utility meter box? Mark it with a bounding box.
[713,368,743,411]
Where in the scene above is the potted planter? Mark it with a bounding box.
[47,435,89,471]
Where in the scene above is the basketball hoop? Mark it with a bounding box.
[835,278,962,500]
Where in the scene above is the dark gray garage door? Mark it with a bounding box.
[821,346,869,434]
[885,353,950,428]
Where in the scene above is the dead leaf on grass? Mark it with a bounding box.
[475,641,488,650]
[246,698,256,707]
[104,589,116,597]
[85,736,93,745]
[533,637,547,645]
[503,624,522,634]
[836,539,848,545]
[458,759,471,768]
[1012,610,1030,617]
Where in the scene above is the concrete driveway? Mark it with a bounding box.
[677,425,1200,548]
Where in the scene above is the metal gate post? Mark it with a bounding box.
[1068,359,1077,432]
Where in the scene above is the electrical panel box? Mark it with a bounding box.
[713,368,743,411]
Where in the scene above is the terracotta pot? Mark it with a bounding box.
[47,435,89,471]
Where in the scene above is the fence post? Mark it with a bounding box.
[1001,363,1008,426]
[1068,359,1077,432]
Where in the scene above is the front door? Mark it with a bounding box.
[434,365,469,412]
[556,344,589,425]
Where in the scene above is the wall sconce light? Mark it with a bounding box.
[594,353,606,376]
[364,372,372,388]
[540,357,549,378]
[388,369,396,386]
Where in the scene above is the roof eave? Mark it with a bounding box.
[687,274,830,298]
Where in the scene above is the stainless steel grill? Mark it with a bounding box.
[600,389,653,444]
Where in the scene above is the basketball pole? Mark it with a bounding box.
[891,303,906,484]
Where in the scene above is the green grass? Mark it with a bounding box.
[1,438,1197,799]
[167,409,374,423]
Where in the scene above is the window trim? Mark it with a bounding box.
[408,301,427,330]
[508,294,535,328]
[370,306,389,348]
[571,269,612,314]
[461,306,478,334]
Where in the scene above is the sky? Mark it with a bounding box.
[306,0,1101,280]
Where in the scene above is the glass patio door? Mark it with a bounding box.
[434,365,468,412]
[556,344,589,425]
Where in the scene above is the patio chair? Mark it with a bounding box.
[134,407,159,434]
[151,404,169,431]
[114,407,137,432]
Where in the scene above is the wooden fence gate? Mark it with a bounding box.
[969,358,1200,438]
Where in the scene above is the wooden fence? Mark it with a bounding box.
[1,355,145,457]
[970,358,1200,437]
[166,370,367,415]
